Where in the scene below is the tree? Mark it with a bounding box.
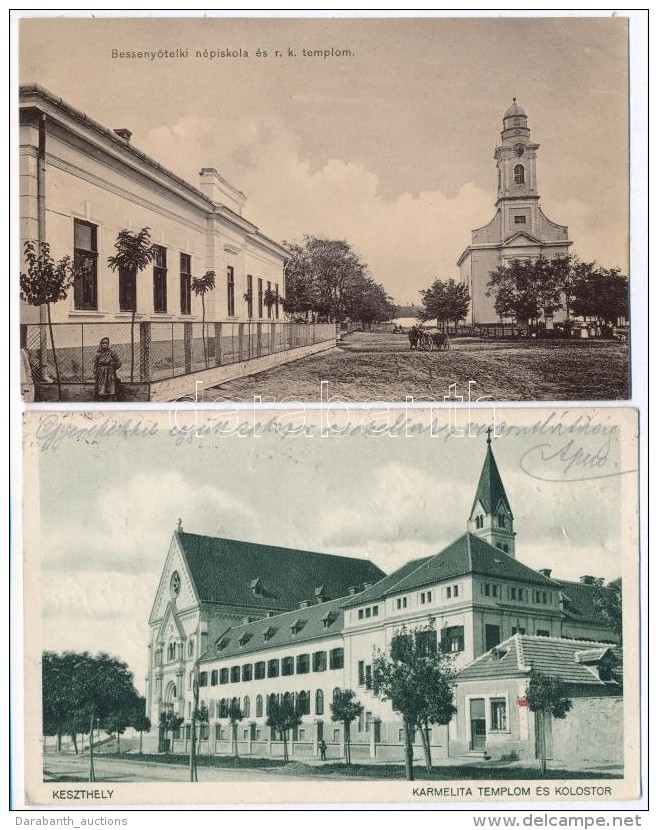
[159,709,183,754]
[228,701,244,759]
[128,697,151,755]
[372,620,457,780]
[593,581,623,645]
[420,278,470,330]
[191,270,216,367]
[486,257,564,326]
[342,275,396,326]
[571,265,629,328]
[329,689,363,765]
[266,697,302,762]
[525,668,572,774]
[107,228,155,381]
[20,241,85,400]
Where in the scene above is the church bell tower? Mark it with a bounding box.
[468,431,516,557]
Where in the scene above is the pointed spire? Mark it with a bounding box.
[470,434,512,519]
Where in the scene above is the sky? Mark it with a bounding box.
[31,408,634,694]
[18,14,631,305]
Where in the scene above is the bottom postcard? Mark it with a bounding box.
[19,406,642,807]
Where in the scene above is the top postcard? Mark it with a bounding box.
[17,15,636,405]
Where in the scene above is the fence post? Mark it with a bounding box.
[214,323,222,366]
[139,322,151,382]
[184,322,193,373]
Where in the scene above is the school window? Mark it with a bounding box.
[447,584,459,599]
[298,691,310,715]
[198,672,208,687]
[230,665,240,683]
[282,656,294,676]
[315,689,324,715]
[246,274,253,318]
[219,668,229,684]
[255,661,266,679]
[267,658,280,678]
[275,283,280,319]
[73,219,98,310]
[266,280,272,319]
[441,626,465,653]
[373,606,379,616]
[152,245,167,313]
[256,695,263,718]
[358,609,364,620]
[257,278,263,317]
[119,266,136,312]
[242,664,253,682]
[313,651,327,672]
[180,253,192,314]
[227,265,235,316]
[358,661,365,686]
[329,648,344,670]
[396,597,408,610]
[210,670,218,686]
[420,591,432,605]
[296,654,310,674]
[365,607,371,618]
[490,698,507,731]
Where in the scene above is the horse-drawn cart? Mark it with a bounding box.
[409,326,449,351]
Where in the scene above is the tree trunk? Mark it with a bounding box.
[71,733,78,755]
[117,733,121,754]
[189,721,197,782]
[403,719,415,781]
[139,728,143,756]
[201,296,208,369]
[419,722,432,773]
[130,306,136,382]
[57,730,62,753]
[88,714,96,783]
[232,722,239,759]
[46,303,62,400]
[344,724,351,765]
[282,730,289,762]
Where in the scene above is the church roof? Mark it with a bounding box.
[457,634,621,692]
[470,440,513,518]
[504,99,527,119]
[176,530,386,612]
[343,533,555,608]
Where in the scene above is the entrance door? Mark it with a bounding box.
[470,698,486,751]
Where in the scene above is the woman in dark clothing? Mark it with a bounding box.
[93,337,122,401]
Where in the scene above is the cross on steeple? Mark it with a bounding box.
[486,426,493,445]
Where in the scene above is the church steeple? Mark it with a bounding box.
[468,431,516,557]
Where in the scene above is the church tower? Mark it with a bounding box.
[467,432,516,557]
[457,100,572,325]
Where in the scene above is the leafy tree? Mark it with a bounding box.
[20,240,86,400]
[372,620,457,780]
[191,270,216,367]
[593,581,623,645]
[129,698,151,756]
[329,689,363,765]
[420,278,470,330]
[266,697,302,762]
[486,257,564,326]
[342,275,396,326]
[107,228,155,381]
[159,709,184,754]
[263,287,279,318]
[571,265,629,327]
[525,668,572,774]
[228,701,244,759]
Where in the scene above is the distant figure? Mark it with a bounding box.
[319,739,327,761]
[408,325,421,350]
[93,337,122,401]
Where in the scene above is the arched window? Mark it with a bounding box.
[267,693,277,716]
[283,691,292,708]
[298,690,309,715]
[333,687,341,703]
[497,514,506,528]
[475,515,484,529]
[256,695,263,718]
[243,696,250,718]
[314,689,323,715]
[188,637,194,657]
[513,164,525,185]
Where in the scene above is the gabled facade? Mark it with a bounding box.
[457,101,572,325]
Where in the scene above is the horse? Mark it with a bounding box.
[408,326,421,350]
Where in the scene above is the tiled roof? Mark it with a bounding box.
[553,579,618,627]
[470,442,513,518]
[199,596,345,663]
[343,533,554,607]
[177,531,385,612]
[457,634,621,689]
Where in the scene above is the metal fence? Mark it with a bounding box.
[21,321,336,384]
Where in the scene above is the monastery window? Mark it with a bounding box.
[490,698,507,731]
[267,659,280,678]
[396,597,408,610]
[152,245,168,313]
[214,724,222,740]
[227,266,235,317]
[180,253,192,314]
[73,219,98,310]
[329,648,344,670]
[255,661,266,680]
[358,660,365,686]
[420,591,433,605]
[298,690,310,715]
[282,656,294,676]
[256,695,263,718]
[513,164,525,185]
[198,672,208,687]
[230,665,240,683]
[242,664,253,682]
[315,689,324,716]
[440,626,465,654]
[447,585,459,599]
[257,278,264,318]
[210,670,218,686]
[313,651,327,672]
[243,696,250,718]
[219,668,229,684]
[296,654,310,674]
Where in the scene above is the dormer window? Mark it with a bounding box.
[514,164,525,185]
[216,637,229,651]
[263,626,277,642]
[238,632,252,647]
[290,618,306,635]
[250,578,264,597]
[322,611,337,628]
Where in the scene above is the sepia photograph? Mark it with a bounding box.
[21,407,639,806]
[18,15,632,404]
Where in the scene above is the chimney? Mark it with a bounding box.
[299,600,310,609]
[113,128,132,142]
[265,611,275,618]
[198,167,246,215]
[347,586,359,596]
[363,582,372,590]
[539,568,552,578]
[242,616,252,625]
[580,575,597,585]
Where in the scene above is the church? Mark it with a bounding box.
[457,101,572,325]
[144,437,621,764]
